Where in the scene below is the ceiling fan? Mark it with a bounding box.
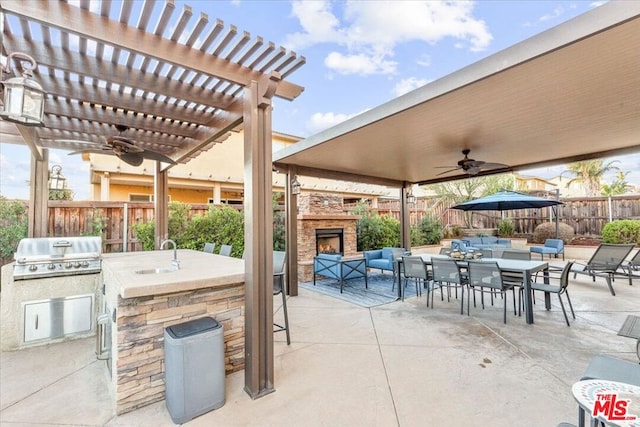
[67,125,176,167]
[436,149,508,176]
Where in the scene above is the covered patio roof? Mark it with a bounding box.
[274,2,640,187]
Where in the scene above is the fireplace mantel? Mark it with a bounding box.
[298,214,361,220]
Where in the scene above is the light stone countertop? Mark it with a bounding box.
[102,249,244,298]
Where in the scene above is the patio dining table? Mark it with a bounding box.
[396,254,550,324]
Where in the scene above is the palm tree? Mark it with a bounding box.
[561,160,620,196]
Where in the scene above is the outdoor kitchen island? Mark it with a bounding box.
[101,249,245,415]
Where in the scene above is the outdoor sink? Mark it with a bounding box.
[135,267,179,275]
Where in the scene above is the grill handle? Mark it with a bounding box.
[53,240,72,248]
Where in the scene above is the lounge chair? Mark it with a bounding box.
[621,249,640,286]
[572,243,635,295]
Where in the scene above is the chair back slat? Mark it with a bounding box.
[588,244,635,270]
[432,258,463,284]
[560,261,575,291]
[273,251,287,294]
[467,261,503,290]
[403,256,428,280]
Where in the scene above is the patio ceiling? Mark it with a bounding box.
[0,0,305,165]
[274,2,640,188]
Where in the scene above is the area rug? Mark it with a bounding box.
[299,272,420,308]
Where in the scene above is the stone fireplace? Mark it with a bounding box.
[297,193,361,282]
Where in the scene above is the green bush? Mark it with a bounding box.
[532,222,575,244]
[497,218,515,237]
[418,215,443,245]
[0,197,28,262]
[379,215,401,248]
[443,225,463,239]
[356,213,400,251]
[602,220,640,244]
[179,205,245,257]
[131,203,246,256]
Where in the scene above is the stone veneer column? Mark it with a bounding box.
[113,283,244,414]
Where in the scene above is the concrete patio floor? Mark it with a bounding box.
[2,261,639,426]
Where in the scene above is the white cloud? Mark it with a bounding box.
[305,111,354,134]
[286,0,493,76]
[324,52,397,75]
[392,77,429,97]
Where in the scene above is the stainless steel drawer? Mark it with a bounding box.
[23,294,94,343]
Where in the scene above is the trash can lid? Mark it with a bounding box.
[166,317,221,339]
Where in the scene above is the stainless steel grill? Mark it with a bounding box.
[13,237,102,280]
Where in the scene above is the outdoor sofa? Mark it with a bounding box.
[457,236,512,250]
[313,253,367,293]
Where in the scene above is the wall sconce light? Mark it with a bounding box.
[291,175,301,195]
[406,189,416,205]
[0,52,46,127]
[49,165,67,190]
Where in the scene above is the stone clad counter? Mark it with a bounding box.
[101,249,245,415]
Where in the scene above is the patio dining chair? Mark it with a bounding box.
[430,257,466,313]
[531,261,575,326]
[203,242,216,253]
[572,243,635,296]
[466,260,519,324]
[273,251,291,345]
[401,256,427,301]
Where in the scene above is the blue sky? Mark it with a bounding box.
[1,0,637,200]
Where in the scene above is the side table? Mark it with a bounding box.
[572,379,640,427]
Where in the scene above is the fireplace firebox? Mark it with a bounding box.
[316,228,344,255]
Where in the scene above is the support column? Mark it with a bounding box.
[285,169,298,296]
[154,163,169,249]
[213,183,222,204]
[100,172,110,201]
[28,149,49,237]
[243,74,279,399]
[400,184,411,251]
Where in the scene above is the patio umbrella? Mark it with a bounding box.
[451,190,563,238]
[451,190,562,211]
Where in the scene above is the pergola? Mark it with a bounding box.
[0,0,305,398]
[275,1,640,296]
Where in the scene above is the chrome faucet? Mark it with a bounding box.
[160,239,180,269]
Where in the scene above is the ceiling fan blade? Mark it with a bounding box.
[116,151,144,166]
[68,147,113,156]
[436,167,463,176]
[479,162,509,170]
[139,149,177,165]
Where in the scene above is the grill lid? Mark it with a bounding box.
[14,237,102,262]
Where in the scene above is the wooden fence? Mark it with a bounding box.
[34,195,640,253]
[345,195,640,237]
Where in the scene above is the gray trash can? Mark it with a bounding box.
[164,317,225,424]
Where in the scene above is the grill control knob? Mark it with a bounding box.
[65,262,73,269]
[81,261,89,268]
[74,262,82,268]
[48,264,56,270]
[28,264,38,272]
